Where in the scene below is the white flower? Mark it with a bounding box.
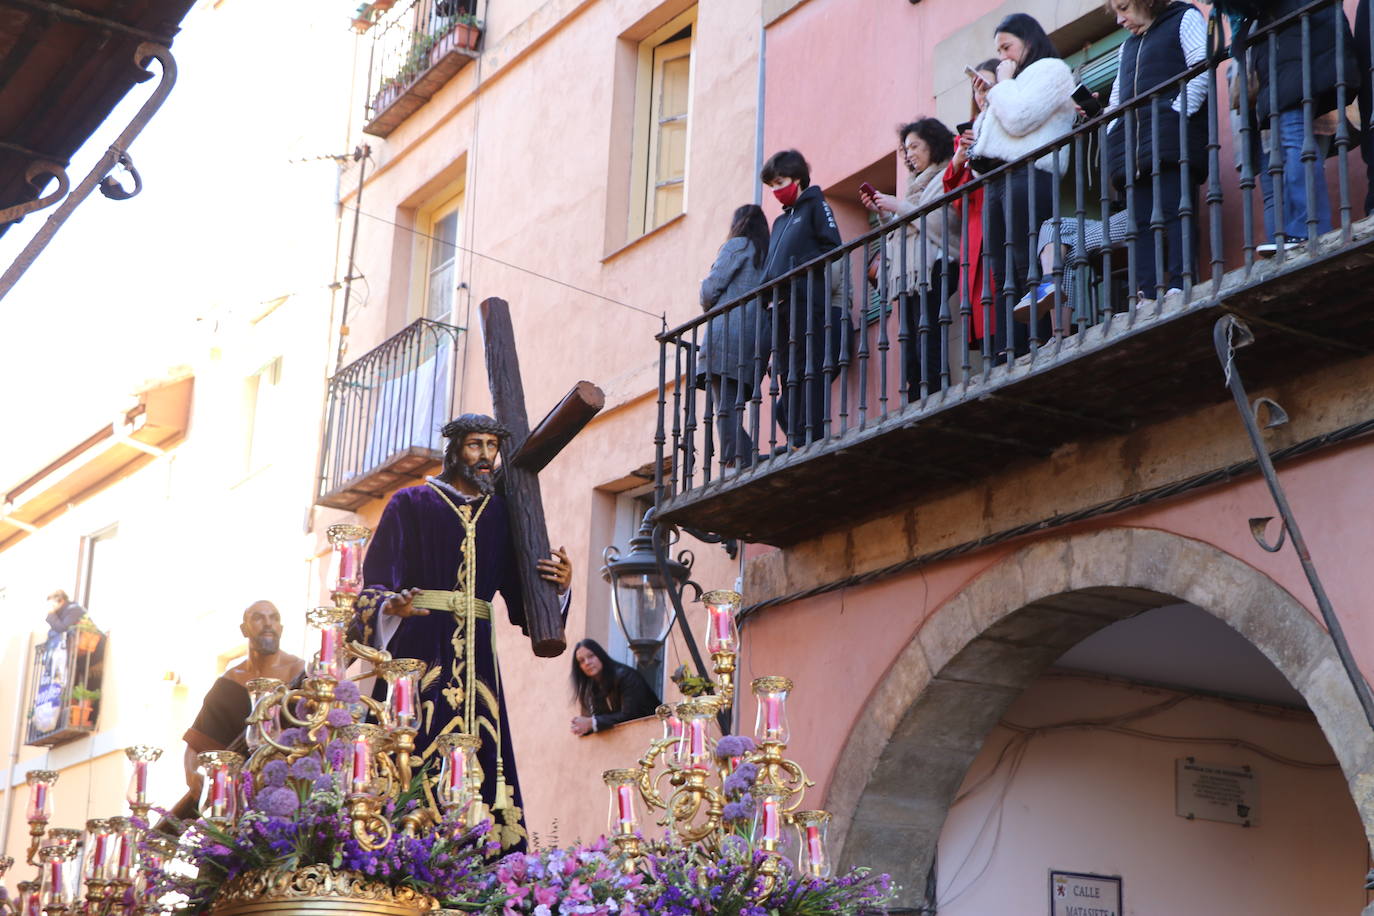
[534,905,552,916]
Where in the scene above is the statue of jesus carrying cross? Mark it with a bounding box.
[346,298,603,853]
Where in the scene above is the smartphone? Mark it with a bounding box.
[1072,83,1103,119]
[965,65,991,88]
[859,181,878,199]
[955,120,974,134]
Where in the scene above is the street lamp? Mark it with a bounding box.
[601,509,698,687]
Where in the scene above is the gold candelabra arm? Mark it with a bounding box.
[664,771,725,843]
[347,640,392,668]
[347,795,392,851]
[635,738,678,812]
[750,743,814,812]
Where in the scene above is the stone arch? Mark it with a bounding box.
[828,526,1374,899]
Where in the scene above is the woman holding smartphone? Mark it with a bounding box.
[861,118,960,396]
[967,13,1076,359]
[944,59,999,352]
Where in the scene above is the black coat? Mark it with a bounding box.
[761,185,842,316]
[586,661,660,731]
[1107,2,1209,187]
[1234,0,1361,122]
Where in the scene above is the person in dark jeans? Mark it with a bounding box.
[1104,0,1209,300]
[967,14,1076,359]
[760,149,842,448]
[698,205,769,468]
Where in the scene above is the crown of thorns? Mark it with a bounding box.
[441,413,510,441]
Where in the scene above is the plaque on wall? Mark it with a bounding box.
[1175,757,1259,826]
[1049,871,1122,916]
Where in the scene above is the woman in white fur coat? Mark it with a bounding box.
[969,13,1076,359]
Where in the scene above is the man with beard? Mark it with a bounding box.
[348,413,571,851]
[182,600,303,791]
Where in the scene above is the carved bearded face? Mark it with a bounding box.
[240,601,282,655]
[448,431,501,495]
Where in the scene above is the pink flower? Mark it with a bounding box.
[566,879,591,903]
[533,886,559,907]
[563,855,579,876]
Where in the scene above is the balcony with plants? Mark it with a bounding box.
[357,0,484,138]
[25,617,106,748]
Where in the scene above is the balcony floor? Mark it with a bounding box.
[657,222,1374,545]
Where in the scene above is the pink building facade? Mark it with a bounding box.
[321,0,1374,912]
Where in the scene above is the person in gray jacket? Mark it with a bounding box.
[698,204,769,468]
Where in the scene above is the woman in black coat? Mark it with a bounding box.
[568,639,660,735]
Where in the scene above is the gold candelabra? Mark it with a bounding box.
[603,589,829,896]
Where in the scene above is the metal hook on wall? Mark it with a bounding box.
[0,161,71,225]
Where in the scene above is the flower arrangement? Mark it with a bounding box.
[144,748,496,911]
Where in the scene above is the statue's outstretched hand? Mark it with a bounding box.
[381,587,427,618]
[538,546,572,593]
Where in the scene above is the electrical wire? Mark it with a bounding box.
[935,682,1341,906]
[346,204,664,321]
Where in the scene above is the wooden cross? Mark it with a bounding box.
[479,297,604,659]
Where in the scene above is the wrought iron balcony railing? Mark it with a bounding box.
[656,0,1374,545]
[363,0,483,138]
[317,318,463,511]
[26,623,105,747]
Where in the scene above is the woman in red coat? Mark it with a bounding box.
[943,59,999,347]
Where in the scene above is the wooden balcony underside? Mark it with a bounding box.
[657,227,1374,545]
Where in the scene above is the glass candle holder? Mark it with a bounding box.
[197,751,244,824]
[752,676,793,745]
[25,769,57,825]
[124,745,162,810]
[378,659,424,731]
[700,589,741,655]
[339,724,384,796]
[675,699,717,771]
[434,733,481,815]
[306,606,352,681]
[16,880,39,916]
[83,818,112,882]
[327,524,371,598]
[656,704,686,767]
[137,834,177,898]
[107,816,137,883]
[37,846,72,909]
[602,768,641,837]
[44,828,82,864]
[750,783,787,851]
[792,810,832,877]
[243,678,282,750]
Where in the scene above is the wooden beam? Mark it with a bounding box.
[479,297,566,658]
[510,380,605,473]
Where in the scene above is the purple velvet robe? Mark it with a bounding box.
[350,481,528,850]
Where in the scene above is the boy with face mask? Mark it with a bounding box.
[759,149,842,449]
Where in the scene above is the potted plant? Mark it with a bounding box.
[372,0,395,9]
[67,686,99,728]
[72,616,101,654]
[451,12,482,53]
[351,3,374,33]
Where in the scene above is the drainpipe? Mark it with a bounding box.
[753,9,766,207]
[2,631,34,851]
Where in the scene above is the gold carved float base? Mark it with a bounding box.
[209,864,436,916]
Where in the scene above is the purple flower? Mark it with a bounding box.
[312,774,336,792]
[327,708,354,728]
[290,755,323,781]
[259,786,300,817]
[326,740,348,768]
[333,680,361,704]
[721,801,749,821]
[715,735,756,758]
[277,727,306,747]
[261,759,288,788]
